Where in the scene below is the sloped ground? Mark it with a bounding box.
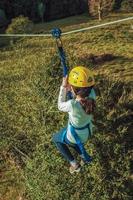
[0,13,133,200]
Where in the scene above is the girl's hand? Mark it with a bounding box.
[62,76,71,91]
[62,76,68,87]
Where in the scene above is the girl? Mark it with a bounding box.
[52,66,96,174]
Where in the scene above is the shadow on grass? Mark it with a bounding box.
[77,53,133,68]
[0,54,132,199]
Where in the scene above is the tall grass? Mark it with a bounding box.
[0,13,132,200]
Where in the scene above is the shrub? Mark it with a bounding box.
[6,15,33,34]
[120,0,133,12]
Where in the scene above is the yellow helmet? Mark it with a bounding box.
[68,66,95,87]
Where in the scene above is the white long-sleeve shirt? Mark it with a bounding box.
[58,86,96,144]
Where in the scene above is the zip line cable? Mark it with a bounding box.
[62,16,133,35]
[0,16,133,37]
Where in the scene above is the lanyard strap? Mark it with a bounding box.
[69,123,92,162]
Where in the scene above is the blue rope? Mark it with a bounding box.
[58,46,67,77]
[52,28,72,99]
[52,28,68,77]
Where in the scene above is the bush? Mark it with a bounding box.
[6,15,33,34]
[120,0,133,12]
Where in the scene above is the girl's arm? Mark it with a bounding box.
[58,77,72,112]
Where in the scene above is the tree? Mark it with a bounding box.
[0,8,7,27]
[89,0,114,20]
[38,1,46,22]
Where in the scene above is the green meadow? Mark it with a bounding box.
[0,13,133,200]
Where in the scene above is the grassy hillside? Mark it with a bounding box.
[0,13,133,200]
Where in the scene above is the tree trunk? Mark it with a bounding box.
[98,2,102,21]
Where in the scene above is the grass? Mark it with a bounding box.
[0,12,133,200]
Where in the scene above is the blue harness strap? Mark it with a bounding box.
[69,123,92,163]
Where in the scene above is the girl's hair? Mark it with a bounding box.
[72,86,96,114]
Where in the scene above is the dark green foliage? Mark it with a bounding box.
[0,0,40,22]
[0,0,88,23]
[121,0,133,12]
[112,0,123,10]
